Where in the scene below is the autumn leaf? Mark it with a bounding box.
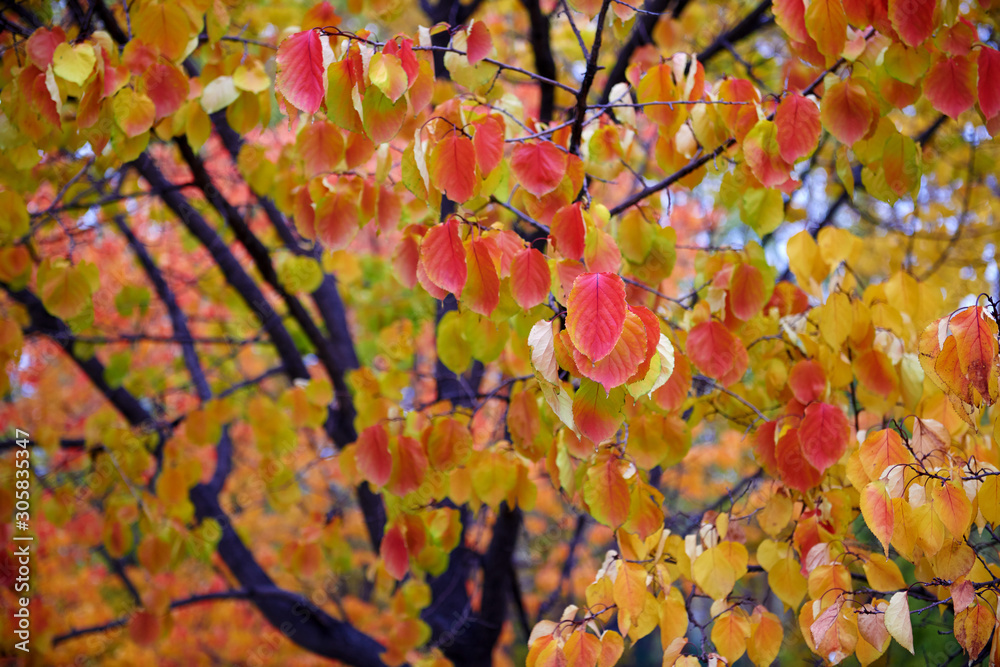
[775,93,821,163]
[510,248,551,310]
[431,133,477,203]
[511,141,568,196]
[798,402,849,472]
[565,272,627,363]
[276,30,330,115]
[584,449,631,528]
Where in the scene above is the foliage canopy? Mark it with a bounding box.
[2,0,1000,664]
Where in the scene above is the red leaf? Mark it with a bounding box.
[463,237,500,316]
[550,203,586,259]
[466,20,492,64]
[356,424,392,487]
[473,116,505,174]
[276,30,327,115]
[511,141,568,197]
[979,47,1000,120]
[382,524,409,580]
[510,248,551,310]
[25,26,66,70]
[565,272,628,363]
[420,218,467,294]
[776,428,823,493]
[574,310,648,393]
[431,133,477,203]
[686,321,736,379]
[924,55,977,119]
[799,402,849,472]
[387,435,428,496]
[753,421,779,476]
[141,61,189,119]
[889,0,935,47]
[729,263,767,320]
[788,359,826,404]
[775,93,821,163]
[821,78,875,145]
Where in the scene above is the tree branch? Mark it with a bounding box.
[568,0,613,155]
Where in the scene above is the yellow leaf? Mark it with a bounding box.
[819,292,853,348]
[692,542,748,600]
[613,561,649,634]
[52,42,96,86]
[769,556,807,610]
[862,554,905,592]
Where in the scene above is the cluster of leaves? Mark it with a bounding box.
[2,0,1000,664]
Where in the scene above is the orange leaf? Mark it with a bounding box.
[276,30,328,115]
[572,380,626,444]
[773,0,808,43]
[860,481,894,556]
[613,561,649,627]
[804,0,846,59]
[584,449,631,528]
[729,263,768,320]
[931,481,972,538]
[297,120,345,176]
[686,321,736,379]
[510,248,551,310]
[511,141,568,197]
[799,402,849,472]
[314,191,359,250]
[821,78,875,145]
[858,428,914,480]
[356,424,392,487]
[949,306,998,402]
[463,237,500,316]
[431,133,477,203]
[420,218,467,294]
[566,272,627,363]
